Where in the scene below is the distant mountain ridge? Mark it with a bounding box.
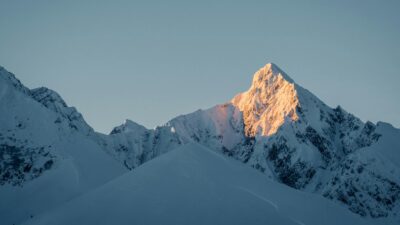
[0,63,399,224]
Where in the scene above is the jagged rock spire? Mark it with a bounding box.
[231,63,299,136]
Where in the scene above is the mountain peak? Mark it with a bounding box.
[253,63,294,85]
[31,87,68,109]
[231,63,299,136]
[110,119,147,135]
[0,65,30,95]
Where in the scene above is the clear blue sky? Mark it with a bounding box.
[1,0,399,133]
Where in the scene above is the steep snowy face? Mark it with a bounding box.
[231,63,299,137]
[169,104,244,150]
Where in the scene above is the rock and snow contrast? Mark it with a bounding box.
[0,63,399,225]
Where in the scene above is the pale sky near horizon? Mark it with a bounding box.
[0,0,399,133]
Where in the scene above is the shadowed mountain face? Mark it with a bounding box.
[1,63,399,224]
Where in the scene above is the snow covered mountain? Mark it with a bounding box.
[0,67,127,225]
[105,63,400,222]
[1,63,399,225]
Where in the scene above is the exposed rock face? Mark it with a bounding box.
[231,63,299,137]
[0,141,55,186]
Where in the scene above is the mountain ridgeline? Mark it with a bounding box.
[0,63,399,224]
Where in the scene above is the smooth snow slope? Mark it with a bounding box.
[24,143,370,225]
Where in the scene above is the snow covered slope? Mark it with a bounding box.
[0,67,127,225]
[23,143,371,225]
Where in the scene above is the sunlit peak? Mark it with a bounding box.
[231,63,299,137]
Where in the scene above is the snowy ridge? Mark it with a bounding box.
[98,119,183,170]
[30,87,93,134]
[1,63,400,225]
[0,66,30,95]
